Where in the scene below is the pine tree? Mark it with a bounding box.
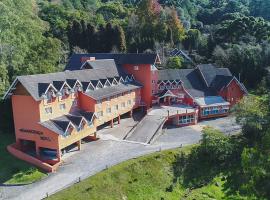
[114,25,127,52]
[86,24,96,52]
[104,23,115,52]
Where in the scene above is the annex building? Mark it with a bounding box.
[4,53,248,172]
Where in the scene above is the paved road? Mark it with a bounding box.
[0,116,241,200]
[125,115,167,144]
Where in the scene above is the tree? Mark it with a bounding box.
[168,9,186,44]
[166,56,183,69]
[184,29,201,53]
[114,25,126,52]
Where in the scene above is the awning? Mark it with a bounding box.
[156,89,177,98]
[195,96,230,108]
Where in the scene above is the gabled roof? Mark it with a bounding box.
[157,64,244,98]
[197,64,232,88]
[158,69,215,98]
[40,111,96,136]
[65,53,160,71]
[156,89,177,98]
[4,63,137,100]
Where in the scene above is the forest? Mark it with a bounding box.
[0,0,270,199]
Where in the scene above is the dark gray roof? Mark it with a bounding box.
[158,69,215,97]
[85,81,142,100]
[40,111,95,136]
[157,64,235,98]
[66,79,78,88]
[76,110,95,122]
[13,64,139,100]
[65,53,159,71]
[38,83,50,97]
[197,64,232,87]
[211,75,233,91]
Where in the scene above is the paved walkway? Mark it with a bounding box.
[125,115,167,144]
[0,116,241,200]
[124,105,196,144]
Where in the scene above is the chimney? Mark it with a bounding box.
[80,57,95,63]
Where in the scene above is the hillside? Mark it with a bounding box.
[0,0,270,95]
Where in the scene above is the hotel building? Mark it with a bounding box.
[4,53,247,171]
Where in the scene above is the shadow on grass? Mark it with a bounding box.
[170,135,246,198]
[0,133,46,185]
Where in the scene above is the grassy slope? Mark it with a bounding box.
[0,133,46,184]
[48,146,227,200]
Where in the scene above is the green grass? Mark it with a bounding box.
[0,133,46,185]
[48,146,231,200]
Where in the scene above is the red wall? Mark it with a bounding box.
[123,64,152,108]
[78,93,96,112]
[219,79,245,106]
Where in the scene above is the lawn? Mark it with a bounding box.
[48,146,228,200]
[0,133,46,185]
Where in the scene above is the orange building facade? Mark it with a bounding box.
[4,53,247,172]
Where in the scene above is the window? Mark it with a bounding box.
[106,97,110,101]
[88,121,94,127]
[134,66,139,70]
[179,115,195,125]
[72,100,77,107]
[159,86,165,90]
[59,103,66,110]
[127,100,132,105]
[114,104,119,110]
[77,121,86,132]
[64,126,73,137]
[152,80,155,84]
[97,111,103,118]
[45,107,52,114]
[106,107,111,113]
[97,100,102,108]
[121,102,126,108]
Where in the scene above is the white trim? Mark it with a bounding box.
[196,66,209,87]
[96,81,103,89]
[64,122,76,135]
[119,77,124,84]
[86,82,95,91]
[73,80,82,88]
[58,81,72,91]
[226,76,248,94]
[44,83,58,94]
[112,78,118,86]
[104,79,111,87]
[80,61,90,69]
[3,78,18,99]
[78,117,88,129]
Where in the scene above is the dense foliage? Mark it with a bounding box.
[0,1,270,198]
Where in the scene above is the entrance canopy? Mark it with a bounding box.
[195,96,230,108]
[157,89,177,99]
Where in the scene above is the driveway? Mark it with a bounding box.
[0,116,240,200]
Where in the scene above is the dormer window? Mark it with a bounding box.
[112,79,118,86]
[47,88,57,103]
[96,82,103,89]
[104,80,111,88]
[119,77,124,84]
[64,125,73,137]
[77,120,86,132]
[74,83,82,92]
[86,83,95,92]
